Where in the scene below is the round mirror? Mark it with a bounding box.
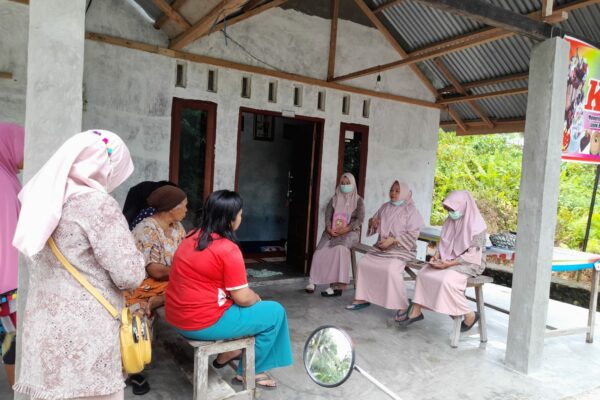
[303,326,355,388]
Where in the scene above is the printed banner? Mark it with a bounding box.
[562,37,600,164]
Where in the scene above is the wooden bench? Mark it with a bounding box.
[350,243,493,348]
[154,309,256,400]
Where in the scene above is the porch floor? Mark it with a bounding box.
[3,281,600,399]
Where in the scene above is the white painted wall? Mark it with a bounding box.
[0,0,440,245]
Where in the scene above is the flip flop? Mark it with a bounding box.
[345,302,370,310]
[212,353,242,369]
[461,312,480,332]
[232,373,277,391]
[130,373,150,395]
[394,309,409,322]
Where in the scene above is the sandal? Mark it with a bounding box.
[232,373,277,391]
[130,373,150,395]
[212,352,242,369]
[321,287,342,297]
[345,302,370,311]
[460,312,480,332]
[398,313,424,328]
[305,283,315,294]
[394,309,409,322]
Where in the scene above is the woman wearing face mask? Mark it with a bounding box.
[401,190,487,331]
[305,173,365,296]
[346,181,424,323]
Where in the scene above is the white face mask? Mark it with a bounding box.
[391,200,404,206]
[448,210,462,220]
[340,184,353,193]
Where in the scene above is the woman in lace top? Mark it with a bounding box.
[12,130,145,400]
[402,190,487,332]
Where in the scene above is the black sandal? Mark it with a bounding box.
[460,312,480,332]
[130,373,150,395]
[212,353,242,369]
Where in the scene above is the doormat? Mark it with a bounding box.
[246,268,284,278]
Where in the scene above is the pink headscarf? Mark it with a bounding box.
[331,172,359,228]
[377,182,423,238]
[13,130,134,258]
[0,123,24,294]
[438,190,487,261]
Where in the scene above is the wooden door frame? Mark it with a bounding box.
[235,107,325,272]
[337,122,369,197]
[169,98,217,201]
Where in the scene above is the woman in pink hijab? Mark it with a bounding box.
[346,181,424,322]
[306,173,364,296]
[0,122,24,388]
[12,130,145,400]
[402,190,487,331]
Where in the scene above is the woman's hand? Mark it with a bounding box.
[429,260,458,269]
[336,226,351,236]
[144,295,164,317]
[368,217,380,231]
[377,237,396,250]
[327,226,339,237]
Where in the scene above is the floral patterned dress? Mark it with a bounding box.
[14,192,145,400]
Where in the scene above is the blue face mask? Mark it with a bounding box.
[340,184,353,193]
[391,200,405,206]
[448,210,462,220]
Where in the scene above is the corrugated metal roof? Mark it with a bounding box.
[369,0,599,131]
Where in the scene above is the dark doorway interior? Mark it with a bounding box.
[235,109,323,276]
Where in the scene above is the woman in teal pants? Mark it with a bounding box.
[165,190,293,389]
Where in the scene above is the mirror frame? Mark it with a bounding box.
[303,325,356,388]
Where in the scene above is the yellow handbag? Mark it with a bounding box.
[48,237,152,374]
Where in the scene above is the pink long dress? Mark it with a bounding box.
[355,200,424,310]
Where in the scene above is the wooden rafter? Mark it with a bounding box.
[7,0,28,4]
[154,0,187,29]
[0,72,13,80]
[437,87,528,105]
[153,0,190,30]
[447,106,468,132]
[327,0,340,81]
[441,118,525,135]
[433,58,493,127]
[242,0,264,11]
[332,0,590,82]
[438,71,529,94]
[353,0,438,97]
[86,32,441,109]
[414,0,554,41]
[374,0,404,14]
[170,0,249,50]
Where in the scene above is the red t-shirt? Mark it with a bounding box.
[165,232,248,331]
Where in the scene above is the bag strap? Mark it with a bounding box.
[48,237,119,320]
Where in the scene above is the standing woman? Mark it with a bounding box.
[346,181,424,322]
[402,190,487,331]
[166,190,293,390]
[306,172,364,296]
[0,122,24,389]
[12,130,146,400]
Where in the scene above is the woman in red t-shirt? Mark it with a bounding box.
[165,190,292,390]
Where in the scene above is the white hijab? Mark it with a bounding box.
[13,130,134,257]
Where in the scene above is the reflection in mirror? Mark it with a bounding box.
[303,326,355,388]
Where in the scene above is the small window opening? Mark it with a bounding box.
[317,91,326,111]
[362,99,371,118]
[293,86,303,107]
[241,76,251,98]
[207,69,218,93]
[175,62,187,88]
[268,81,278,103]
[342,95,350,115]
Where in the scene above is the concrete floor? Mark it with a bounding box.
[2,280,600,399]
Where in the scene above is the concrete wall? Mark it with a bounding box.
[0,0,441,244]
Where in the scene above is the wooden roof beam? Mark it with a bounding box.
[332,0,583,82]
[154,0,187,29]
[0,72,13,80]
[242,0,264,11]
[170,0,249,50]
[86,32,441,110]
[437,87,528,105]
[433,58,494,128]
[438,71,529,94]
[441,118,525,135]
[152,0,191,30]
[353,0,439,97]
[447,106,468,132]
[413,0,554,41]
[327,0,340,81]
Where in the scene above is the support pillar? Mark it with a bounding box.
[16,1,86,397]
[505,37,569,374]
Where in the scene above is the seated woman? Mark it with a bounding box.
[123,180,176,230]
[346,181,424,322]
[306,172,364,296]
[401,190,487,331]
[165,190,293,390]
[126,185,187,316]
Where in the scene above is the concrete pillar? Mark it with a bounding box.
[16,1,86,397]
[505,38,569,374]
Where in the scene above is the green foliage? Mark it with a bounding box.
[433,130,599,254]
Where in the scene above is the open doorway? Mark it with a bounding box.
[235,108,323,278]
